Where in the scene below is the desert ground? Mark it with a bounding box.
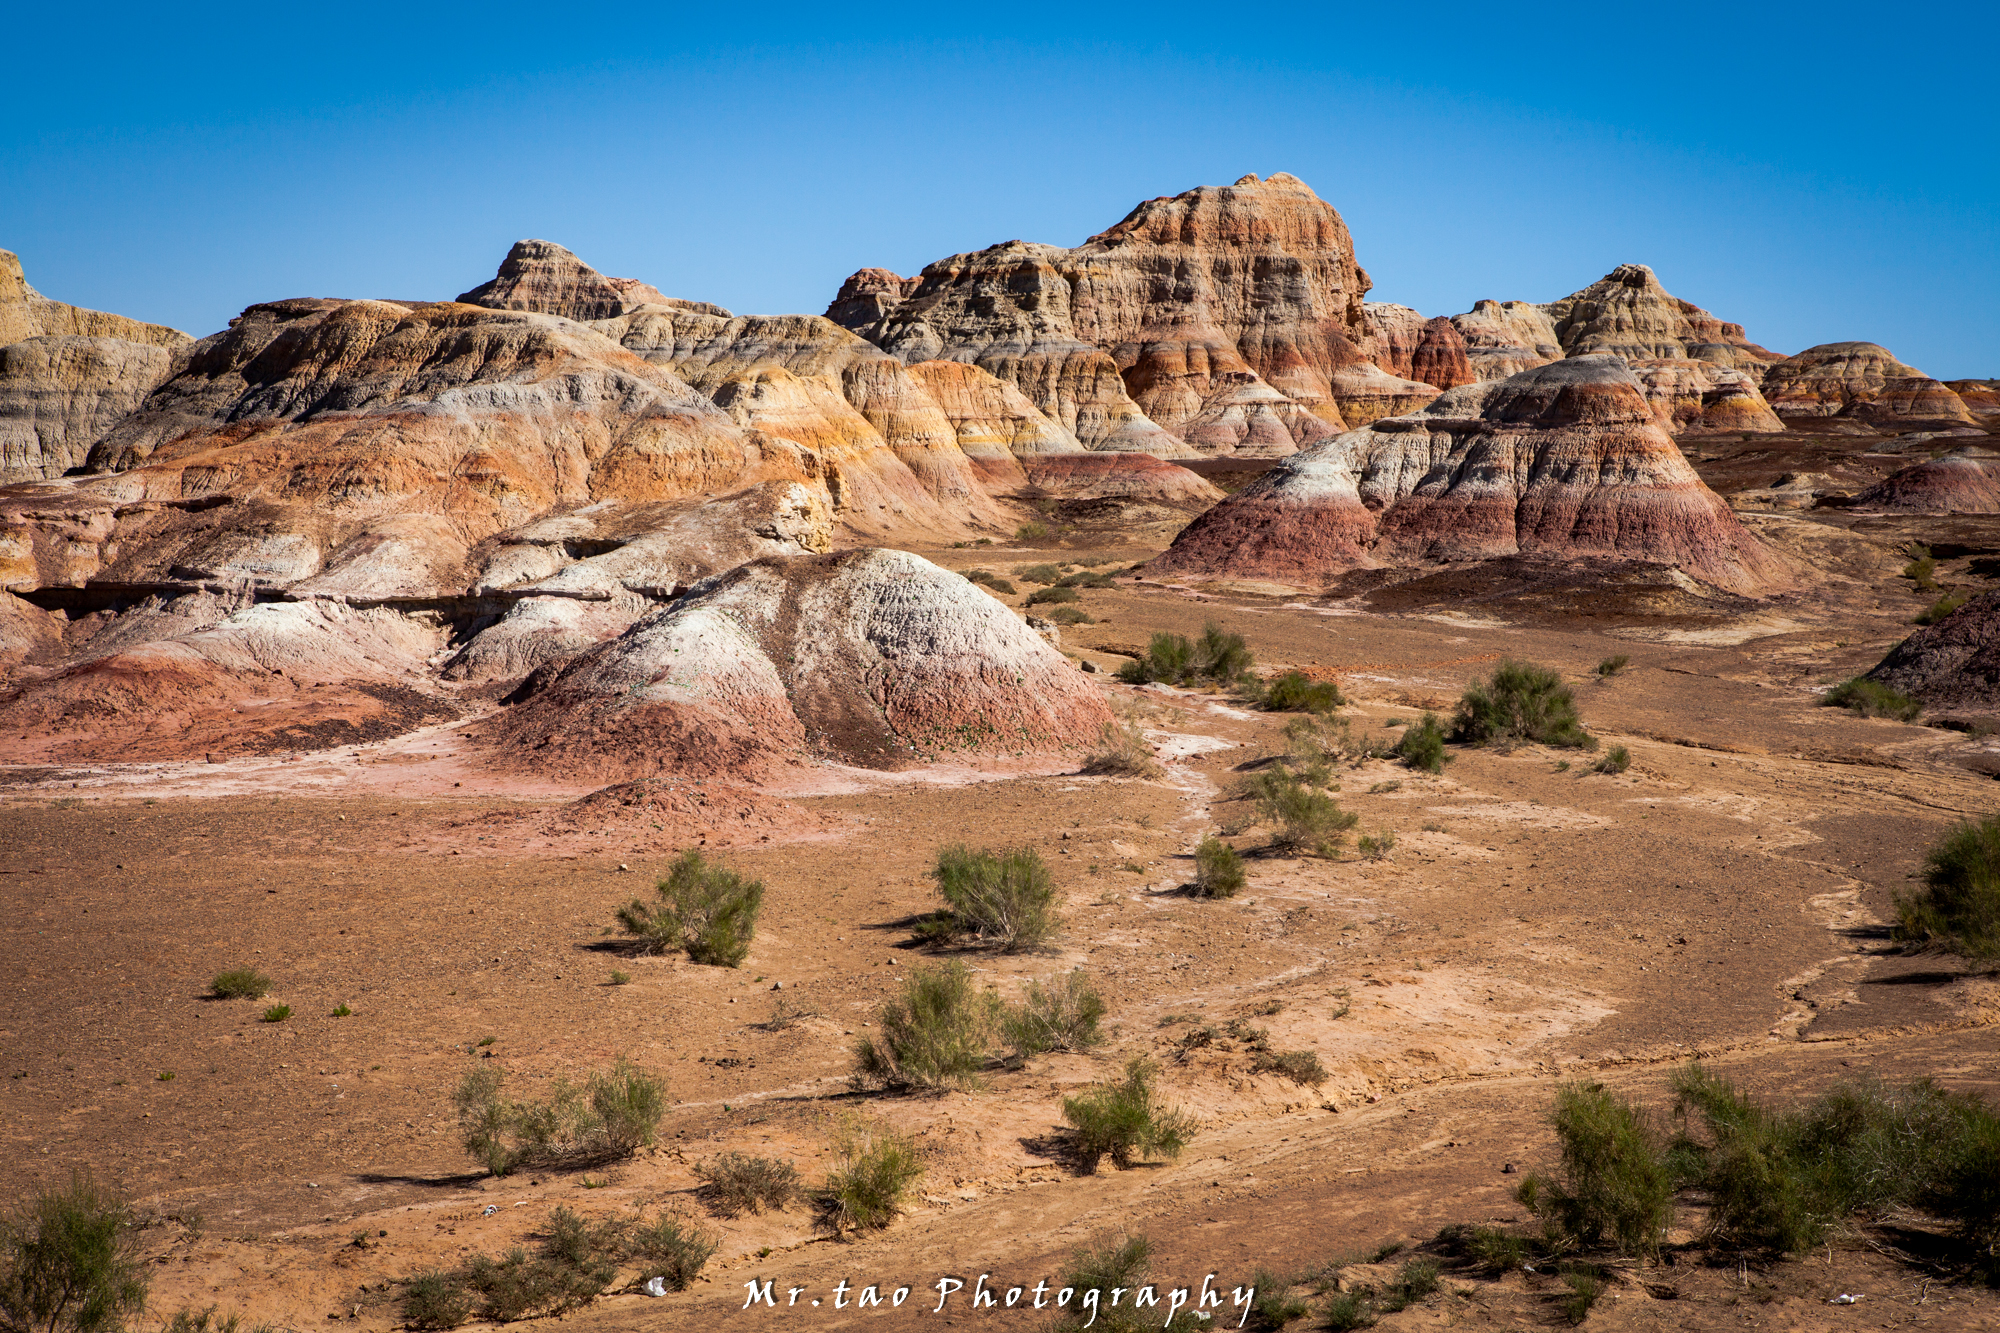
[6,431,2000,1331]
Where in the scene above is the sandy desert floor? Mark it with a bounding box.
[6,493,2000,1331]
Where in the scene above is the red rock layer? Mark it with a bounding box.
[1408,317,1475,390]
[1541,264,1785,376]
[1019,454,1224,510]
[1867,592,2000,712]
[1946,380,2000,419]
[1850,453,2000,514]
[1760,343,1975,423]
[1362,303,1426,379]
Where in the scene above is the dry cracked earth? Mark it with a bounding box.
[6,507,2000,1333]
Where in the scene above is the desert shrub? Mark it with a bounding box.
[1821,677,1921,722]
[1026,585,1080,607]
[853,960,998,1091]
[1081,719,1163,779]
[1259,671,1344,713]
[1436,1223,1530,1275]
[616,850,763,967]
[1904,542,1938,589]
[401,1271,472,1330]
[1917,590,1970,625]
[752,996,819,1031]
[920,845,1060,950]
[817,1129,923,1234]
[1117,622,1255,687]
[1381,1258,1439,1311]
[0,1172,148,1333]
[1046,605,1095,625]
[1062,1057,1198,1173]
[1452,660,1593,749]
[331,1002,354,1015]
[692,1153,801,1217]
[259,1005,290,1024]
[461,1247,607,1323]
[1001,970,1106,1060]
[1392,712,1451,774]
[453,1061,666,1176]
[1247,1268,1308,1329]
[1046,1236,1208,1333]
[1249,768,1357,857]
[1357,831,1395,861]
[1058,570,1115,589]
[1516,1082,1673,1256]
[158,1309,279,1333]
[1593,745,1631,775]
[1596,655,1631,677]
[963,570,1017,594]
[1557,1267,1603,1325]
[1193,835,1246,898]
[627,1212,715,1291]
[1323,1291,1373,1331]
[1015,521,1051,542]
[208,968,269,1000]
[1251,1050,1328,1086]
[1017,563,1064,584]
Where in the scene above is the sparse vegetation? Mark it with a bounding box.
[918,845,1060,951]
[1258,671,1345,713]
[1116,622,1255,687]
[1081,719,1163,779]
[627,1212,716,1291]
[1026,585,1080,607]
[1392,712,1452,774]
[1251,1049,1328,1086]
[1247,1268,1309,1329]
[1383,1258,1440,1311]
[616,850,764,967]
[158,1307,278,1333]
[1596,654,1631,677]
[1015,521,1051,542]
[1058,570,1115,589]
[1045,605,1094,625]
[692,1153,801,1217]
[1017,563,1063,584]
[1247,767,1358,857]
[0,1171,148,1333]
[1357,831,1395,861]
[852,960,998,1092]
[1322,1290,1373,1331]
[1593,745,1631,774]
[816,1128,924,1234]
[1895,814,2000,959]
[208,968,269,1001]
[402,1271,473,1330]
[1516,1082,1673,1256]
[330,1003,353,1016]
[1918,590,1972,625]
[1904,542,1939,589]
[1453,660,1593,749]
[1062,1057,1198,1173]
[752,996,820,1031]
[453,1060,667,1177]
[1557,1267,1604,1325]
[962,569,1016,594]
[1000,970,1107,1060]
[259,1005,290,1024]
[1193,835,1246,898]
[1821,677,1921,722]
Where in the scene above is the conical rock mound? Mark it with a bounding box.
[1867,592,2000,713]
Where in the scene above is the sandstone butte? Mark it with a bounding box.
[1848,449,2000,514]
[827,173,1439,460]
[1759,341,1977,425]
[0,248,191,484]
[1867,590,2000,712]
[1148,354,1795,597]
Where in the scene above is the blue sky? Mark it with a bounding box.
[6,1,1995,375]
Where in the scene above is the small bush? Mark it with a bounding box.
[1047,1236,1211,1333]
[209,968,269,1000]
[453,1060,666,1177]
[1897,816,2000,961]
[1323,1291,1374,1331]
[853,960,998,1091]
[1001,970,1107,1060]
[1015,521,1051,542]
[616,850,764,967]
[1596,655,1631,678]
[1247,1268,1308,1328]
[1904,542,1938,589]
[1557,1267,1603,1325]
[1062,1057,1198,1173]
[1194,835,1246,898]
[1117,622,1255,687]
[1453,660,1593,749]
[0,1171,148,1333]
[330,1003,353,1016]
[1260,671,1345,713]
[1249,768,1357,857]
[1439,1223,1529,1274]
[1058,570,1115,589]
[259,1005,290,1024]
[588,1060,667,1156]
[1381,1258,1439,1311]
[402,1271,472,1330]
[1517,1082,1673,1256]
[1821,677,1921,722]
[752,996,820,1031]
[1393,712,1451,774]
[1593,745,1631,775]
[1917,591,1970,625]
[817,1129,923,1234]
[963,570,1017,594]
[1251,1050,1328,1087]
[628,1212,716,1290]
[1017,563,1064,584]
[921,845,1060,951]
[1046,605,1095,625]
[158,1308,279,1333]
[1026,585,1080,607]
[1357,831,1395,861]
[1082,719,1164,779]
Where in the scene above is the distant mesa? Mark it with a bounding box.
[1149,353,1794,597]
[1760,342,1976,425]
[456,239,731,321]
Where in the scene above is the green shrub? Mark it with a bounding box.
[1259,671,1345,713]
[0,1172,148,1333]
[1247,1268,1308,1328]
[628,1211,715,1291]
[1251,1050,1328,1086]
[1593,745,1631,775]
[1046,605,1095,625]
[402,1271,472,1330]
[1323,1291,1374,1331]
[1381,1258,1439,1311]
[1453,660,1593,749]
[259,1005,290,1024]
[1017,563,1064,584]
[1904,542,1938,589]
[1249,768,1357,857]
[1081,719,1163,779]
[853,960,998,1091]
[692,1153,800,1217]
[963,570,1017,594]
[1392,711,1451,774]
[452,1061,666,1176]
[1117,622,1255,687]
[1046,1236,1208,1333]
[1015,521,1051,542]
[587,1060,667,1156]
[1001,970,1106,1060]
[1917,591,1970,625]
[158,1307,279,1333]
[1821,677,1921,722]
[330,1002,353,1016]
[920,845,1060,950]
[1062,1057,1198,1173]
[1557,1267,1603,1325]
[817,1130,923,1233]
[208,968,269,1000]
[1517,1082,1673,1256]
[1357,832,1395,861]
[1437,1223,1529,1274]
[1596,655,1631,678]
[616,850,764,967]
[1058,570,1115,589]
[1193,835,1246,898]
[1026,585,1080,607]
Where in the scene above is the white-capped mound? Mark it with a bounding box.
[489,548,1112,782]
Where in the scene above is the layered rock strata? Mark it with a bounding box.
[1848,451,2000,514]
[457,239,728,321]
[1867,593,2000,713]
[1760,343,1976,424]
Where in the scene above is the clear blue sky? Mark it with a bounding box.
[6,1,1995,376]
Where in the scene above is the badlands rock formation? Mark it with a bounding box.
[457,239,728,321]
[1946,380,2000,419]
[0,249,191,483]
[489,548,1113,781]
[1848,450,2000,514]
[829,174,1437,458]
[1449,300,1563,382]
[1867,592,2000,713]
[1760,343,1976,424]
[1150,354,1792,596]
[1541,264,1784,375]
